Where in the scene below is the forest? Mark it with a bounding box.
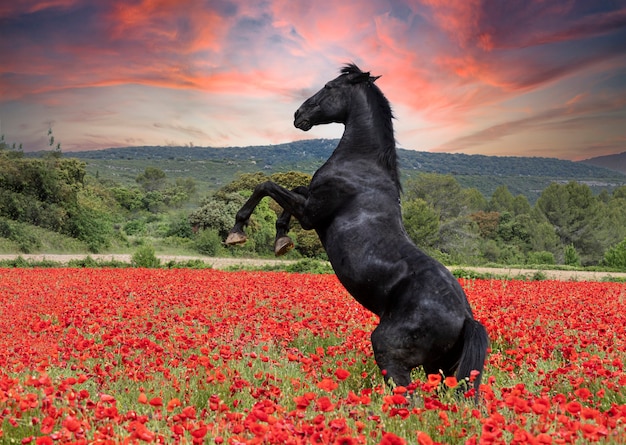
[2,139,626,270]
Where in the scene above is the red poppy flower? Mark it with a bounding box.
[416,431,434,445]
[335,368,350,381]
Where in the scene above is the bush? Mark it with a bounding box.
[603,238,626,270]
[285,259,334,274]
[166,214,193,238]
[0,218,41,253]
[124,219,146,236]
[165,259,212,269]
[564,244,581,267]
[527,251,555,265]
[194,229,224,256]
[131,245,160,268]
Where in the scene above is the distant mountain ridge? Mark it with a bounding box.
[66,139,626,202]
[70,139,623,179]
[580,151,626,174]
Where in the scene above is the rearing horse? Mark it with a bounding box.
[226,64,489,397]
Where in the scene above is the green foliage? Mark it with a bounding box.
[603,238,626,270]
[527,251,556,265]
[536,182,603,264]
[293,229,325,258]
[2,138,626,269]
[189,193,245,238]
[111,187,144,211]
[166,213,194,239]
[65,205,112,252]
[219,172,269,194]
[0,256,58,268]
[131,245,161,268]
[405,173,468,219]
[0,218,41,253]
[450,268,495,280]
[284,259,334,274]
[194,229,224,256]
[136,167,167,191]
[123,219,146,236]
[489,185,515,212]
[564,244,581,267]
[530,271,548,281]
[403,174,484,262]
[402,198,439,249]
[270,171,312,189]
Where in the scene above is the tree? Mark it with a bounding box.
[136,167,167,192]
[175,178,197,196]
[513,195,531,215]
[437,216,481,264]
[46,127,62,158]
[536,182,603,264]
[218,172,269,195]
[111,187,144,212]
[526,216,560,257]
[402,198,440,249]
[564,244,581,267]
[404,174,484,262]
[189,193,245,238]
[405,173,468,219]
[603,238,626,270]
[489,185,515,213]
[470,211,500,239]
[270,171,312,189]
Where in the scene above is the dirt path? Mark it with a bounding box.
[0,254,298,270]
[1,254,625,281]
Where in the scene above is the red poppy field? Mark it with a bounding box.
[0,268,625,444]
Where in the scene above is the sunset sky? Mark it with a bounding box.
[1,0,625,160]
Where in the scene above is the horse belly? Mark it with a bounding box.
[323,232,408,314]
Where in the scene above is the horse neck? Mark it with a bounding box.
[336,94,401,191]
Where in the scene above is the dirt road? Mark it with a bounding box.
[1,254,625,281]
[0,254,298,270]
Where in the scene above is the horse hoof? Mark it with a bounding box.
[225,231,247,245]
[274,236,294,256]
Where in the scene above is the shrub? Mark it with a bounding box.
[131,245,160,268]
[0,218,41,253]
[194,229,224,256]
[124,219,146,236]
[285,259,334,274]
[603,238,626,270]
[564,244,581,267]
[527,251,556,265]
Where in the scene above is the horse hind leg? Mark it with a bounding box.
[370,323,414,389]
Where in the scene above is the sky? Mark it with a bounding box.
[1,0,626,161]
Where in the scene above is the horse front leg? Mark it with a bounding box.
[273,186,309,256]
[225,181,308,247]
[274,210,295,255]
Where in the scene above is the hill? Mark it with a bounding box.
[579,151,626,174]
[66,139,626,203]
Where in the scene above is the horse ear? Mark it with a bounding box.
[370,75,381,83]
[349,71,372,84]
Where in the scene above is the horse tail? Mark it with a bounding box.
[455,317,489,399]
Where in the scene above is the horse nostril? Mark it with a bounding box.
[294,110,301,120]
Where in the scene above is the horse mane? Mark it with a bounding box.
[341,64,401,192]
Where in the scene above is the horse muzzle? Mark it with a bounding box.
[294,110,312,131]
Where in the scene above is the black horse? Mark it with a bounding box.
[226,64,488,397]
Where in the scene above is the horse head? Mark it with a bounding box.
[294,64,381,131]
